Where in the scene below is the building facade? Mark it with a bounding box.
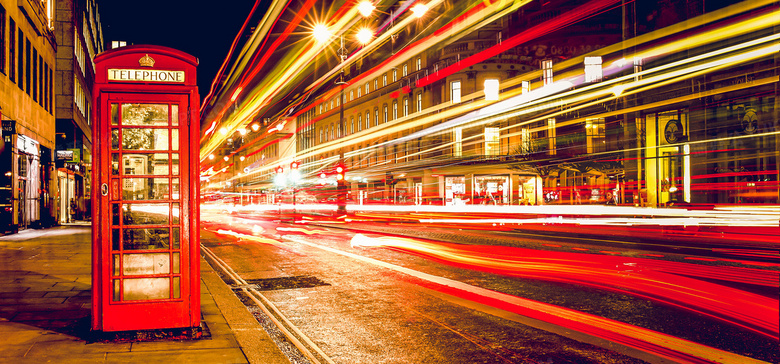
[0,0,57,232]
[54,0,103,223]
[205,0,779,209]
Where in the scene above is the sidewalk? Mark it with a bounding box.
[0,224,288,363]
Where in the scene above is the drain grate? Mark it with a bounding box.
[234,275,330,291]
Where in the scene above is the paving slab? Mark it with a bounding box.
[0,225,292,364]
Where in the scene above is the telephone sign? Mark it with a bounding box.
[91,45,201,333]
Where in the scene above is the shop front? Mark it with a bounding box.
[473,175,510,205]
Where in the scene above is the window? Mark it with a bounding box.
[0,5,6,75]
[403,98,408,117]
[392,68,397,82]
[17,29,23,91]
[320,129,324,143]
[350,117,354,134]
[33,48,38,101]
[350,90,354,101]
[365,82,369,94]
[586,118,605,153]
[330,100,334,109]
[392,101,398,120]
[520,128,531,155]
[365,111,370,129]
[357,87,361,97]
[319,105,323,114]
[9,19,15,82]
[374,108,379,126]
[547,118,556,155]
[357,116,362,131]
[383,105,388,123]
[416,93,422,112]
[484,127,499,156]
[584,56,602,82]
[403,64,408,77]
[484,78,499,101]
[453,127,463,157]
[416,57,421,71]
[383,74,387,86]
[450,80,461,103]
[25,37,31,95]
[521,80,530,94]
[374,79,378,91]
[541,59,553,86]
[358,115,362,131]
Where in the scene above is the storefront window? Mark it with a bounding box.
[473,175,508,205]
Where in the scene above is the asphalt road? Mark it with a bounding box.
[200,210,779,364]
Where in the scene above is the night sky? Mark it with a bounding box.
[99,1,258,103]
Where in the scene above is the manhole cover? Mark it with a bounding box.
[237,276,330,291]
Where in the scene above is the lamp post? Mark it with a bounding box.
[313,3,390,215]
[290,161,300,222]
[336,37,348,215]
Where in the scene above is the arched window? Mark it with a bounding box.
[392,101,398,120]
[365,82,369,94]
[358,114,362,131]
[350,117,354,134]
[403,98,409,117]
[357,115,362,131]
[383,105,388,123]
[374,108,379,126]
[383,74,387,86]
[365,111,370,129]
[403,64,408,77]
[417,93,422,112]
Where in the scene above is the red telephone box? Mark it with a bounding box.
[91,45,200,332]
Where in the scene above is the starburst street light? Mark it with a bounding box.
[357,1,375,17]
[411,3,428,18]
[356,28,373,45]
[313,23,331,43]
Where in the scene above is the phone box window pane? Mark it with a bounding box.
[122,204,170,225]
[173,277,180,299]
[113,254,120,276]
[123,178,170,200]
[172,252,180,274]
[123,278,170,301]
[171,129,179,150]
[113,279,120,301]
[112,154,119,175]
[172,227,180,249]
[112,204,120,225]
[171,153,179,175]
[112,228,120,250]
[111,130,119,150]
[122,129,169,150]
[123,253,170,275]
[122,104,169,126]
[122,228,170,250]
[172,105,179,126]
[122,154,170,175]
[111,104,119,125]
[172,203,180,224]
[171,178,180,200]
